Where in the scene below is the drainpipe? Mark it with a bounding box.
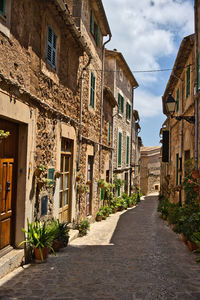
[77,55,92,171]
[99,33,112,174]
[130,87,138,196]
[195,0,199,170]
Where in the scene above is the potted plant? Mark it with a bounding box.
[77,183,89,194]
[19,219,56,262]
[96,211,103,222]
[34,164,46,177]
[49,219,70,251]
[98,178,106,188]
[192,170,200,179]
[75,219,90,236]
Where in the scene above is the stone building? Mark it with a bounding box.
[140,146,161,196]
[132,110,141,192]
[104,49,139,196]
[0,0,113,272]
[161,34,195,204]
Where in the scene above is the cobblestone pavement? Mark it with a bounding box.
[1,195,200,300]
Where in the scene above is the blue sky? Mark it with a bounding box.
[102,0,194,146]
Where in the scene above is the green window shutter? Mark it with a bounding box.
[96,25,100,47]
[198,53,200,90]
[176,153,179,185]
[101,188,104,200]
[126,102,129,119]
[46,26,57,69]
[118,94,121,114]
[121,97,124,114]
[90,72,95,108]
[117,185,121,197]
[129,104,131,120]
[186,66,190,98]
[90,10,94,35]
[0,0,5,16]
[126,136,130,166]
[118,132,122,167]
[108,122,111,144]
[176,88,179,112]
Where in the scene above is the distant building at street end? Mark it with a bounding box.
[140,146,161,195]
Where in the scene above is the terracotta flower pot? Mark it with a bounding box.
[52,241,61,252]
[187,240,198,251]
[192,170,199,179]
[34,247,49,263]
[96,215,102,222]
[181,233,187,243]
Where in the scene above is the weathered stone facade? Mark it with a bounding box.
[0,0,112,256]
[140,146,161,196]
[104,49,138,195]
[161,34,195,204]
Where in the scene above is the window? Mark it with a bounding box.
[118,131,122,167]
[186,65,190,98]
[0,0,5,17]
[176,88,179,112]
[126,102,131,120]
[90,72,95,108]
[118,93,124,115]
[90,10,100,47]
[176,153,179,185]
[46,26,57,69]
[108,121,111,144]
[126,135,130,166]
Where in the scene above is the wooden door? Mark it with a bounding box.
[59,139,73,222]
[0,158,14,249]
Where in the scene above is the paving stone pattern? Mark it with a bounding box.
[1,196,200,299]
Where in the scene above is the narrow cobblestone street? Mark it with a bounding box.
[1,196,200,300]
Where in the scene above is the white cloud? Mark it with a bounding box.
[134,90,162,118]
[102,0,194,120]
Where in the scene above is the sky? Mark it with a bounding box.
[102,0,194,146]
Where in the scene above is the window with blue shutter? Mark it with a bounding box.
[0,0,5,16]
[90,72,95,108]
[176,88,179,112]
[186,66,190,98]
[126,136,130,166]
[46,26,57,69]
[118,132,122,167]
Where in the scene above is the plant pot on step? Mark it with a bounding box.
[96,215,102,222]
[34,247,49,263]
[187,240,198,251]
[52,241,61,252]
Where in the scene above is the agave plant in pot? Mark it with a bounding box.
[19,219,56,262]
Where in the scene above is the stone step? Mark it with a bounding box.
[0,248,24,279]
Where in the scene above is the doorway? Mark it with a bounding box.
[0,118,18,250]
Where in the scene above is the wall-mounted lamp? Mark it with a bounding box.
[166,93,195,124]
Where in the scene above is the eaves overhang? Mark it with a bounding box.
[104,86,118,107]
[162,34,195,115]
[105,49,139,88]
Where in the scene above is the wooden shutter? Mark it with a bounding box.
[186,66,190,98]
[126,136,130,166]
[117,186,120,197]
[108,122,111,144]
[162,130,169,162]
[90,10,94,35]
[198,53,200,90]
[176,153,179,185]
[129,104,131,120]
[121,97,124,114]
[90,72,95,108]
[96,25,100,47]
[0,0,5,16]
[118,94,121,114]
[126,102,129,119]
[101,188,104,200]
[118,132,122,167]
[176,88,179,112]
[47,26,56,69]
